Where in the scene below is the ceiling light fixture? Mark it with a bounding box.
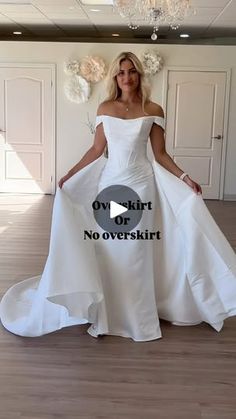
[112,0,196,40]
[13,31,22,35]
[180,33,190,38]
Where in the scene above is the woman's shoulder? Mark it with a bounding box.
[96,100,164,118]
[97,100,115,116]
[145,101,164,118]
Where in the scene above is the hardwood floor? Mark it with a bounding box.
[0,194,236,419]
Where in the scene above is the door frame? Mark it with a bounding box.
[162,66,231,200]
[0,62,56,194]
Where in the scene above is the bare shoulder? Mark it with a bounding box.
[97,100,114,116]
[146,101,164,118]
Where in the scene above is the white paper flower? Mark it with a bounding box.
[80,55,107,83]
[64,60,80,76]
[141,51,164,76]
[64,75,90,104]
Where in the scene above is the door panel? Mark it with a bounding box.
[166,71,226,199]
[0,66,54,194]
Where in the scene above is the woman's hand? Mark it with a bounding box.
[58,174,70,189]
[183,175,202,195]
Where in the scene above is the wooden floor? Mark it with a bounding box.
[0,194,236,419]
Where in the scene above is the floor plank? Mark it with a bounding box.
[0,194,236,419]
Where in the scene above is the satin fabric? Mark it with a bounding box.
[1,115,236,341]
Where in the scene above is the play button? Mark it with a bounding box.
[110,200,128,219]
[92,184,144,233]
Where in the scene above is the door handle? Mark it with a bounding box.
[0,129,6,132]
[211,134,223,139]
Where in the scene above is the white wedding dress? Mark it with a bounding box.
[1,114,236,342]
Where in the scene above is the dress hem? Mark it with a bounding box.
[87,325,162,342]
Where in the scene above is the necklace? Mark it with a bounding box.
[123,103,129,112]
[118,100,130,112]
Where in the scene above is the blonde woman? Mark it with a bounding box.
[59,52,201,194]
[1,52,236,341]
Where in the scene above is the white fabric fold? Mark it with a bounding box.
[1,115,236,341]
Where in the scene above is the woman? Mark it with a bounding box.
[58,52,202,195]
[1,52,236,341]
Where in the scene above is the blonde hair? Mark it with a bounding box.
[104,52,151,114]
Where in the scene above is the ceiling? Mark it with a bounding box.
[0,0,236,44]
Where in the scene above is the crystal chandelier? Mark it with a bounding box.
[113,0,195,40]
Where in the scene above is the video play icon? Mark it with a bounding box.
[93,184,143,233]
[110,200,128,219]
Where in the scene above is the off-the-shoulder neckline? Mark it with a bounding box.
[96,114,164,121]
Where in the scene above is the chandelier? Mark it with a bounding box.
[113,0,195,40]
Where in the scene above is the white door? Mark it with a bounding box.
[165,70,228,199]
[0,65,55,194]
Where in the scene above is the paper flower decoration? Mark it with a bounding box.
[64,75,90,104]
[79,55,107,83]
[64,60,80,76]
[141,51,164,76]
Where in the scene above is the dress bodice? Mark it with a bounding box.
[95,115,165,188]
[95,115,165,170]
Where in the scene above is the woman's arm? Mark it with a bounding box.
[58,119,107,189]
[150,113,202,195]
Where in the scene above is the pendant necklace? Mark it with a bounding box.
[119,100,129,112]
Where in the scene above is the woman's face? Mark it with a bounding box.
[116,59,140,93]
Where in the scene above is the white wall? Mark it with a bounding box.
[0,41,235,197]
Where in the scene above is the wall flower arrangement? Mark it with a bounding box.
[64,75,91,104]
[64,56,107,104]
[140,50,164,76]
[80,56,107,83]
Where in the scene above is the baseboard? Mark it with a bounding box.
[223,194,236,201]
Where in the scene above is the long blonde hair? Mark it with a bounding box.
[105,51,151,114]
